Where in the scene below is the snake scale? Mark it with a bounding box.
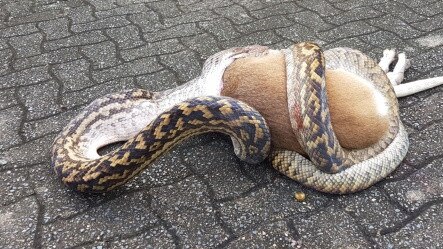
[51,43,409,194]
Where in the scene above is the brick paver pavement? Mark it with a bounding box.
[0,0,442,248]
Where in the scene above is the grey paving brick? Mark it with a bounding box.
[0,66,51,88]
[38,17,71,40]
[109,226,175,248]
[147,0,182,18]
[221,30,282,48]
[275,23,323,45]
[14,47,82,70]
[293,207,372,248]
[0,106,22,150]
[0,23,39,38]
[43,30,107,51]
[251,2,303,19]
[325,6,383,25]
[286,11,335,31]
[81,41,119,69]
[0,134,54,169]
[410,46,443,76]
[41,191,159,248]
[61,77,135,108]
[318,21,378,42]
[150,176,229,248]
[159,50,201,83]
[332,0,388,11]
[376,203,443,248]
[226,221,298,248]
[383,158,443,212]
[411,13,443,32]
[165,9,216,27]
[178,0,232,12]
[404,122,443,167]
[7,8,65,26]
[0,196,38,248]
[121,39,184,61]
[67,5,96,24]
[214,4,255,25]
[71,16,130,33]
[337,188,409,235]
[367,15,424,39]
[0,167,33,206]
[237,15,293,34]
[93,57,162,83]
[53,59,94,92]
[136,69,179,92]
[17,80,60,120]
[0,48,12,75]
[96,3,150,18]
[0,88,17,109]
[297,0,341,17]
[183,139,256,200]
[86,0,117,11]
[199,18,243,42]
[400,91,443,130]
[219,177,329,234]
[412,0,443,16]
[9,32,43,58]
[128,12,163,33]
[373,2,427,23]
[143,23,202,43]
[106,25,145,49]
[181,33,221,60]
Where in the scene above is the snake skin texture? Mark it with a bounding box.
[51,94,271,192]
[51,43,409,194]
[274,43,409,193]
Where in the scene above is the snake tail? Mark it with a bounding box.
[51,96,271,193]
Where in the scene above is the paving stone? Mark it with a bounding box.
[14,47,82,70]
[403,122,442,167]
[178,0,232,12]
[226,221,299,248]
[0,48,12,75]
[0,196,38,248]
[44,30,107,51]
[292,207,372,248]
[8,32,43,58]
[297,0,341,16]
[86,0,117,11]
[159,50,201,83]
[72,16,130,33]
[275,23,323,45]
[106,25,145,49]
[0,167,33,206]
[67,5,96,24]
[41,191,159,248]
[22,108,80,141]
[373,2,427,23]
[414,30,443,49]
[252,2,303,19]
[93,57,162,83]
[219,177,329,234]
[199,18,243,42]
[324,37,374,53]
[383,158,443,212]
[332,0,389,11]
[411,13,443,32]
[38,18,71,40]
[221,30,282,49]
[412,0,443,16]
[7,8,65,26]
[181,33,221,60]
[411,46,443,72]
[237,15,293,34]
[0,23,39,38]
[3,0,33,18]
[213,4,255,25]
[182,139,256,200]
[367,15,424,39]
[121,39,184,61]
[136,69,179,92]
[286,11,335,31]
[164,9,215,27]
[81,41,119,69]
[17,80,60,120]
[0,106,22,150]
[400,91,443,130]
[325,6,383,25]
[376,203,443,248]
[150,176,229,248]
[0,134,54,169]
[0,66,51,88]
[357,31,408,50]
[53,59,94,92]
[143,23,202,43]
[318,21,378,42]
[147,0,182,18]
[337,188,409,235]
[109,226,175,248]
[95,3,150,18]
[128,12,163,33]
[0,88,17,109]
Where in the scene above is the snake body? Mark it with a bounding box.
[51,43,409,194]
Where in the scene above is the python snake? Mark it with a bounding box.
[51,43,409,194]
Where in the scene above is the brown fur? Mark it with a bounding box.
[221,50,389,154]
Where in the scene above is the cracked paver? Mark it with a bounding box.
[0,0,442,248]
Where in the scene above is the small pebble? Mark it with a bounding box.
[294,191,306,202]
